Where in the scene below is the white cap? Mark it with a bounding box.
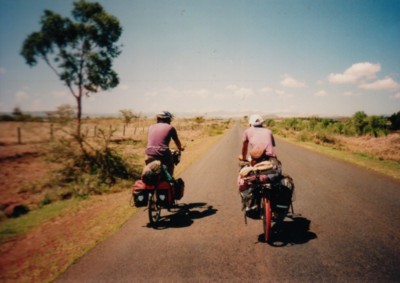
[248,115,264,126]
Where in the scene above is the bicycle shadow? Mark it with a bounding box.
[258,214,317,246]
[147,202,218,229]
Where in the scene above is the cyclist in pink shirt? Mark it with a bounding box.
[238,114,280,197]
[238,115,281,212]
[240,114,277,162]
[145,111,184,175]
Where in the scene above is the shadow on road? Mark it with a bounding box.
[258,214,317,247]
[147,202,218,229]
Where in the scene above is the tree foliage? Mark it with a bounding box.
[20,0,122,137]
[389,111,400,130]
[119,109,140,126]
[352,111,368,135]
[47,104,76,125]
[270,111,398,142]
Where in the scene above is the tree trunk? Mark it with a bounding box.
[76,95,82,140]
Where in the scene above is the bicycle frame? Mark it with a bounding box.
[239,159,294,243]
[242,174,273,242]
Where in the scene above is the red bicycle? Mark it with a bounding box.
[132,150,184,226]
[239,160,294,242]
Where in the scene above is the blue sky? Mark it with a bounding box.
[0,0,399,117]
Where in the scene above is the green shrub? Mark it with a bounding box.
[296,130,313,142]
[314,131,337,145]
[45,130,136,198]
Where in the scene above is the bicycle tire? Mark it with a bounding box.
[148,192,161,225]
[261,196,272,242]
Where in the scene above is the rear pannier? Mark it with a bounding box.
[271,174,295,212]
[155,181,173,207]
[132,180,151,207]
[174,178,185,200]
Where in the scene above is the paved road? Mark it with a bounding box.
[56,123,400,282]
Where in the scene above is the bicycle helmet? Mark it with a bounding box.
[248,114,264,127]
[156,111,173,120]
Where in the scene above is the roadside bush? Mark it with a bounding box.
[266,119,275,127]
[46,130,136,198]
[207,123,225,136]
[313,131,337,145]
[296,130,313,142]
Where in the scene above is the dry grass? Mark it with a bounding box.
[0,117,231,210]
[0,118,231,283]
[338,133,400,163]
[277,131,400,180]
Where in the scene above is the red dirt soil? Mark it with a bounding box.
[0,144,134,283]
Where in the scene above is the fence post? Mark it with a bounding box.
[17,127,21,144]
[123,125,126,136]
[50,124,54,140]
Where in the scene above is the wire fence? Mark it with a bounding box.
[0,120,205,145]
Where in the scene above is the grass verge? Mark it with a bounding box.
[0,131,226,283]
[0,199,80,243]
[277,135,400,180]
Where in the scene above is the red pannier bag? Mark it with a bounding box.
[155,181,173,207]
[132,180,153,207]
[157,181,174,206]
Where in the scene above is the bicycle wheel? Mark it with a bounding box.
[148,192,161,225]
[261,196,272,242]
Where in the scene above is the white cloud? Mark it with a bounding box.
[191,89,209,99]
[280,74,306,88]
[390,92,400,99]
[233,87,254,99]
[275,90,285,96]
[226,84,239,91]
[145,87,181,98]
[118,84,130,91]
[51,90,69,98]
[343,91,359,96]
[359,77,400,91]
[328,62,381,84]
[260,86,273,93]
[145,87,211,100]
[214,93,229,100]
[314,90,328,97]
[15,91,29,102]
[225,85,255,99]
[30,100,43,111]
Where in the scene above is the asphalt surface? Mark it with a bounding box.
[56,123,400,282]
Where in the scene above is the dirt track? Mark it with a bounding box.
[56,123,400,282]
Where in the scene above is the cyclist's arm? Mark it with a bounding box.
[171,127,184,151]
[241,140,249,160]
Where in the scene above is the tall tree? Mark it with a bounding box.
[352,111,368,135]
[21,0,122,138]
